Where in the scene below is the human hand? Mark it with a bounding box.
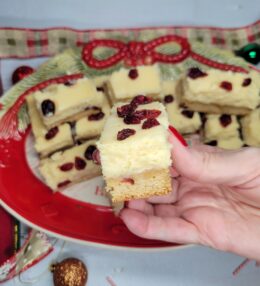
[120,128,260,260]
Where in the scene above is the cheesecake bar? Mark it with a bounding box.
[203,114,240,141]
[34,78,104,128]
[39,140,101,191]
[241,108,260,147]
[97,96,172,202]
[180,68,260,115]
[75,95,111,140]
[161,81,201,134]
[26,95,73,157]
[106,65,161,104]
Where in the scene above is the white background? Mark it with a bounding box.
[1,0,260,285]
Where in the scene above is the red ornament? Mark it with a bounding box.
[12,66,34,85]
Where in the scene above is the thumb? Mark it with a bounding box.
[168,126,260,186]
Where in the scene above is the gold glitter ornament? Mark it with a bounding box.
[50,258,88,286]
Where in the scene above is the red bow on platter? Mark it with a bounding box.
[82,35,190,68]
[82,35,248,73]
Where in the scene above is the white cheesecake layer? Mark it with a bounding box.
[108,65,161,101]
[34,78,103,125]
[40,140,101,190]
[182,69,259,110]
[217,136,243,150]
[204,114,239,141]
[75,95,111,140]
[97,101,171,178]
[26,95,73,157]
[161,81,201,134]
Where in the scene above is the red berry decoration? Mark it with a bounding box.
[84,145,97,160]
[117,104,136,117]
[142,118,160,129]
[220,81,232,91]
[51,257,88,286]
[123,114,141,124]
[164,95,174,103]
[92,149,101,165]
[45,126,59,140]
[59,162,74,172]
[96,86,105,92]
[75,157,87,170]
[41,99,55,116]
[12,66,34,85]
[134,109,161,120]
[187,67,207,79]
[219,114,232,127]
[57,180,71,188]
[88,111,105,121]
[242,78,252,87]
[181,110,194,119]
[121,178,135,185]
[206,140,218,146]
[117,128,136,140]
[130,95,153,106]
[128,68,139,79]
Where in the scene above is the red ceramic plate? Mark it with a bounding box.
[0,127,180,249]
[2,23,257,249]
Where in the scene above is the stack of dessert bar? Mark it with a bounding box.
[26,78,110,191]
[28,63,260,195]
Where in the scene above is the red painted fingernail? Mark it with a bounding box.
[92,149,101,165]
[168,125,188,147]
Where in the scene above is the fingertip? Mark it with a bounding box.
[120,208,148,236]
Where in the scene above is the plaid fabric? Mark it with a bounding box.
[0,20,259,58]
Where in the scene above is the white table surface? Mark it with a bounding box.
[1,0,260,285]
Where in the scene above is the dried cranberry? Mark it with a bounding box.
[57,180,71,188]
[142,118,160,129]
[117,104,136,118]
[76,140,83,145]
[121,178,135,185]
[206,140,217,146]
[84,145,97,160]
[64,81,73,86]
[45,126,59,140]
[130,95,153,106]
[180,103,188,109]
[219,114,232,127]
[88,111,105,121]
[59,162,74,172]
[75,157,87,170]
[164,95,174,104]
[128,68,138,79]
[41,99,55,116]
[200,113,207,126]
[92,149,101,165]
[134,109,161,120]
[181,110,194,119]
[242,78,252,87]
[187,67,208,79]
[220,81,232,91]
[96,86,105,92]
[123,114,141,124]
[117,128,136,140]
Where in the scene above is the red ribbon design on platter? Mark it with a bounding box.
[82,35,191,68]
[82,35,248,73]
